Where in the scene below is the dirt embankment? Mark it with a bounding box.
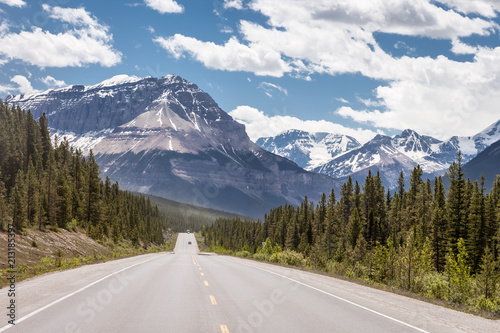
[0,229,111,268]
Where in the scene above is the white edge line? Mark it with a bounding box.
[0,254,164,332]
[227,258,430,333]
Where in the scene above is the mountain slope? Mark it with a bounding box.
[308,120,500,188]
[314,134,419,187]
[6,75,340,218]
[256,130,360,170]
[463,138,500,189]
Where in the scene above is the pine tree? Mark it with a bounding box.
[39,112,51,169]
[446,238,472,303]
[323,189,337,257]
[468,177,487,273]
[347,208,361,249]
[447,152,467,254]
[476,246,498,300]
[431,176,447,272]
[86,150,102,229]
[11,171,26,230]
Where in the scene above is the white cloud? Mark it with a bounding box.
[0,5,121,68]
[394,41,416,54]
[229,105,378,143]
[41,76,67,88]
[144,0,184,14]
[11,75,38,94]
[258,81,287,97]
[154,34,289,76]
[154,0,500,139]
[335,97,349,104]
[224,0,244,10]
[0,83,12,94]
[0,0,25,8]
[436,0,500,18]
[357,97,385,108]
[451,38,481,54]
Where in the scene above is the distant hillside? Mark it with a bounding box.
[144,194,252,232]
[464,138,500,189]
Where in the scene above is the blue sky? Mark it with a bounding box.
[2,0,500,143]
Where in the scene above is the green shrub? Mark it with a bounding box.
[474,295,498,313]
[270,250,305,266]
[235,251,251,258]
[40,256,56,267]
[326,260,347,276]
[253,253,270,261]
[420,272,449,300]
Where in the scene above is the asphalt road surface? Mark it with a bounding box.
[1,233,498,332]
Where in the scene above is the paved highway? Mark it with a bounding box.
[1,233,498,332]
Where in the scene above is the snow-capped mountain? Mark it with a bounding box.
[314,134,419,187]
[6,75,340,218]
[256,130,360,170]
[311,120,500,188]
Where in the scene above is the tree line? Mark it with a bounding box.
[0,101,167,246]
[202,155,500,312]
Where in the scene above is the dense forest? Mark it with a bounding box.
[203,157,500,312]
[145,194,250,232]
[0,101,167,246]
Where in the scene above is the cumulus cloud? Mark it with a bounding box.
[154,0,500,138]
[11,75,38,94]
[41,76,67,88]
[0,0,25,8]
[229,105,378,143]
[144,0,184,14]
[224,0,244,10]
[437,0,500,18]
[154,35,289,76]
[0,5,121,68]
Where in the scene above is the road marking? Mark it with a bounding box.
[192,256,197,265]
[0,254,164,332]
[220,324,229,333]
[210,295,217,305]
[204,280,209,286]
[228,259,430,333]
[199,267,202,270]
[201,272,204,276]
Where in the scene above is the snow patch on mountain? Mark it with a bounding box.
[256,129,361,170]
[86,75,142,90]
[52,129,113,154]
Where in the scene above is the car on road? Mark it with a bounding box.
[188,241,192,245]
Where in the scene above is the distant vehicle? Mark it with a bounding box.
[188,241,192,245]
[187,230,190,234]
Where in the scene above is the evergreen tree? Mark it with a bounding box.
[431,176,447,272]
[347,208,361,249]
[447,152,467,254]
[476,246,498,300]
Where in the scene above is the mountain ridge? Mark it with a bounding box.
[6,75,340,218]
[258,120,500,188]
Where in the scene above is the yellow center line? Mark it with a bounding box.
[200,272,204,276]
[204,280,209,286]
[191,256,196,265]
[220,324,229,333]
[199,267,202,270]
[209,295,217,305]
